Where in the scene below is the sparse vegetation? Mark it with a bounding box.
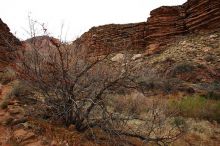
[0,90,11,109]
[1,16,219,146]
[170,62,195,77]
[0,68,16,85]
[14,29,187,145]
[0,98,9,109]
[168,95,220,122]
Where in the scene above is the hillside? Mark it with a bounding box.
[138,29,220,95]
[0,0,220,146]
[0,19,21,71]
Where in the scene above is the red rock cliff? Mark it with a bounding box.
[76,23,147,55]
[0,19,21,69]
[75,0,220,55]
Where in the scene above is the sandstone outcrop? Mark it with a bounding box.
[185,0,220,31]
[76,23,147,55]
[0,19,21,70]
[23,36,61,54]
[75,0,220,55]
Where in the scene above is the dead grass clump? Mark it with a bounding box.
[111,92,147,116]
[29,119,95,146]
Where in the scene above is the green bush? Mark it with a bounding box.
[168,95,220,122]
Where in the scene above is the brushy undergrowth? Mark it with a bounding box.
[168,95,220,122]
[0,68,16,85]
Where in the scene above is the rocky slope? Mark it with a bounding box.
[75,0,220,55]
[133,29,220,96]
[23,36,61,54]
[0,19,21,70]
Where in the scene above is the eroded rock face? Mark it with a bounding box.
[75,0,220,55]
[75,23,147,55]
[0,19,21,69]
[185,0,220,31]
[146,6,186,45]
[23,36,61,54]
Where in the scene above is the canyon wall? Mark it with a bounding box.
[75,0,220,55]
[76,23,147,54]
[0,19,21,70]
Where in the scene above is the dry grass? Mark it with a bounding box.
[28,119,97,146]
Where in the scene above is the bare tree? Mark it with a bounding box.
[15,20,187,146]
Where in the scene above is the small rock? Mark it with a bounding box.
[209,34,218,39]
[131,54,142,60]
[111,53,124,62]
[51,140,58,146]
[202,47,212,52]
[11,117,28,126]
[68,124,75,131]
[14,129,35,141]
[180,41,187,45]
[26,140,44,146]
[145,43,160,55]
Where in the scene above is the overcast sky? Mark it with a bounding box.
[0,0,186,41]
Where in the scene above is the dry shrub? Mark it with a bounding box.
[112,92,147,116]
[0,68,16,85]
[13,21,187,145]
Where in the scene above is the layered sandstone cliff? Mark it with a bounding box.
[185,0,220,30]
[76,23,147,54]
[75,0,220,55]
[0,19,21,69]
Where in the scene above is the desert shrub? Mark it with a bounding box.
[168,95,220,122]
[0,99,9,109]
[205,91,220,100]
[15,42,187,145]
[0,81,34,109]
[135,71,162,91]
[161,78,185,93]
[0,92,11,109]
[204,55,216,62]
[178,96,206,117]
[14,22,186,145]
[170,62,195,77]
[10,81,30,97]
[136,73,184,94]
[111,92,147,116]
[0,68,16,85]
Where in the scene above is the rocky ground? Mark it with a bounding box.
[130,29,220,96]
[0,81,99,146]
[0,82,46,146]
[0,81,220,146]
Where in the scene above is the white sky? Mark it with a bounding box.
[0,0,186,41]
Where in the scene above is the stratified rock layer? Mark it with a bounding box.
[185,0,220,30]
[75,0,220,55]
[76,23,147,55]
[0,19,21,69]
